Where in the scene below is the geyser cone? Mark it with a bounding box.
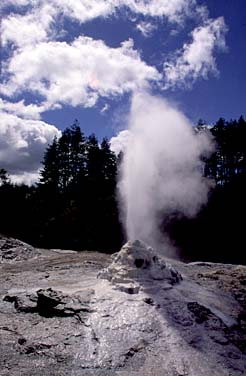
[98,240,182,286]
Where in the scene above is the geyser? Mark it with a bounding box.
[118,91,212,254]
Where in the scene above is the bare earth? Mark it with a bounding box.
[0,236,245,375]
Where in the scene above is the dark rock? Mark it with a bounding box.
[18,338,27,345]
[143,297,155,306]
[3,288,94,319]
[36,288,64,315]
[3,294,36,313]
[187,302,213,324]
[225,325,246,354]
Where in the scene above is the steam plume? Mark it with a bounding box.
[118,90,212,255]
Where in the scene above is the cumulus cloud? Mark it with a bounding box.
[0,110,61,183]
[0,0,228,185]
[0,0,227,104]
[49,0,116,24]
[136,21,156,37]
[163,17,227,89]
[1,0,204,33]
[126,0,197,23]
[0,0,30,8]
[1,4,55,47]
[1,37,161,108]
[0,99,46,120]
[110,130,131,155]
[34,0,198,25]
[10,171,41,186]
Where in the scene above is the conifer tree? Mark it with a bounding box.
[70,120,86,185]
[101,138,117,183]
[40,137,60,189]
[0,168,10,186]
[86,133,102,181]
[58,128,72,190]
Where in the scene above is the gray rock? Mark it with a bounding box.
[0,235,40,263]
[0,238,246,375]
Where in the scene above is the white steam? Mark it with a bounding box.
[118,91,212,254]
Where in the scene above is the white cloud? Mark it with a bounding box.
[40,0,198,25]
[163,17,227,89]
[1,4,55,47]
[0,110,61,182]
[50,0,116,24]
[0,0,226,102]
[10,171,41,186]
[110,130,131,155]
[126,0,197,23]
[136,21,156,37]
[1,0,201,30]
[100,104,110,114]
[0,99,47,120]
[1,37,161,108]
[0,0,228,185]
[0,0,31,8]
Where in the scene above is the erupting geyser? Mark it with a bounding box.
[118,90,213,254]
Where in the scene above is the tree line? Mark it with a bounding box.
[0,120,123,252]
[203,116,246,184]
[0,116,245,263]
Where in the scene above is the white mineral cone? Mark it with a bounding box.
[98,240,182,288]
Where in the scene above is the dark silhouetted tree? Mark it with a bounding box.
[70,120,86,186]
[0,168,10,186]
[40,136,60,190]
[101,138,117,183]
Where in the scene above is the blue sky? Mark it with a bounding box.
[0,0,245,183]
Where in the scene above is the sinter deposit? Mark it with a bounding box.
[0,237,245,375]
[98,240,182,293]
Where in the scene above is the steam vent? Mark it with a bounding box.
[98,240,182,293]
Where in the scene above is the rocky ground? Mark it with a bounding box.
[0,235,245,375]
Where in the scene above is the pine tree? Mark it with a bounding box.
[101,138,117,183]
[58,128,72,191]
[70,120,86,185]
[0,168,10,186]
[86,133,102,181]
[40,137,60,189]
